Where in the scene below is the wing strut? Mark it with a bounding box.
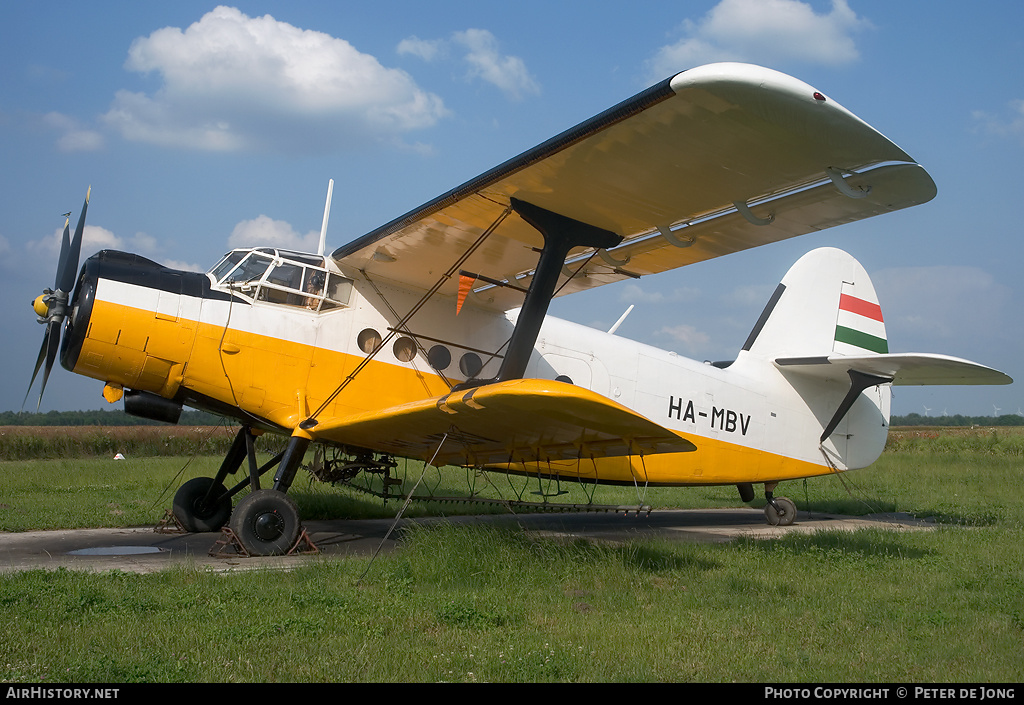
[456,198,621,389]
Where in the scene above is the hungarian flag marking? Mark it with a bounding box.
[835,292,887,354]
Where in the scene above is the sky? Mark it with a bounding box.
[2,0,1022,418]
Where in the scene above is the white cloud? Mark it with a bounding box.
[619,282,666,304]
[972,99,1024,144]
[29,224,123,261]
[397,36,446,62]
[655,323,712,354]
[162,259,206,273]
[25,224,199,272]
[228,215,319,251]
[453,29,539,101]
[399,28,539,101]
[43,112,104,152]
[103,6,448,153]
[647,0,871,78]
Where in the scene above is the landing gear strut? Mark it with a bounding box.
[763,482,797,526]
[171,426,311,556]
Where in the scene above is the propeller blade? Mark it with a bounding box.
[54,219,71,290]
[36,320,62,410]
[27,186,91,409]
[23,321,61,410]
[23,326,52,408]
[58,186,90,294]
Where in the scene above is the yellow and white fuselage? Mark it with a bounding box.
[39,64,1012,556]
[63,246,999,489]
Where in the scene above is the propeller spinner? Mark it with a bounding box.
[25,187,90,409]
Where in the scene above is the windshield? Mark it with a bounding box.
[223,252,273,285]
[210,249,352,311]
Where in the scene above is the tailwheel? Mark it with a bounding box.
[172,477,232,532]
[764,495,797,527]
[230,489,301,556]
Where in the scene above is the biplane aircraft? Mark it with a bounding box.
[28,63,1011,555]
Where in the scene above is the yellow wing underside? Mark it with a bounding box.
[307,379,696,467]
[332,64,936,313]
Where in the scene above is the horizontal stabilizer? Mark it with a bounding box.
[309,379,695,467]
[775,353,1012,386]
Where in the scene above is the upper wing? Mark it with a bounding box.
[775,353,1013,386]
[308,378,695,467]
[332,63,936,312]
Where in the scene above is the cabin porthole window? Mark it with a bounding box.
[357,328,381,354]
[393,336,417,363]
[428,345,452,371]
[459,352,483,378]
[555,375,574,385]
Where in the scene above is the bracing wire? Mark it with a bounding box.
[308,205,513,424]
[358,432,449,582]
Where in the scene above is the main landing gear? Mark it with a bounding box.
[736,481,798,526]
[171,426,310,556]
[762,482,797,526]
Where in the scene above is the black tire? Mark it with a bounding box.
[230,489,301,556]
[172,477,232,532]
[764,496,797,527]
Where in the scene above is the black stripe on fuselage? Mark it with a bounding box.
[86,250,240,302]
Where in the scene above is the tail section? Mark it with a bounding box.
[744,247,885,360]
[740,247,1010,471]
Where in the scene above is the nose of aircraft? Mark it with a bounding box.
[24,186,91,410]
[31,294,49,319]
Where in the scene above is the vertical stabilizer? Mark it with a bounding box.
[744,247,885,360]
[743,247,891,470]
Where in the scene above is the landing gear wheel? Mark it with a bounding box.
[230,489,300,556]
[173,477,232,532]
[764,496,797,527]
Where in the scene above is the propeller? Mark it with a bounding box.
[25,187,90,410]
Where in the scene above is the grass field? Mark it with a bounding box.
[0,426,1022,682]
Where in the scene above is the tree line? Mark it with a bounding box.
[0,408,228,427]
[890,412,1023,427]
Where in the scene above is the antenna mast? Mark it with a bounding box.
[317,179,334,256]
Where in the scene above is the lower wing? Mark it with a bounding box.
[308,379,696,467]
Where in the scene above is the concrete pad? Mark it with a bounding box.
[0,508,935,575]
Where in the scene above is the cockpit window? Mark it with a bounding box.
[224,253,273,286]
[317,271,353,311]
[211,249,353,312]
[210,251,246,282]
